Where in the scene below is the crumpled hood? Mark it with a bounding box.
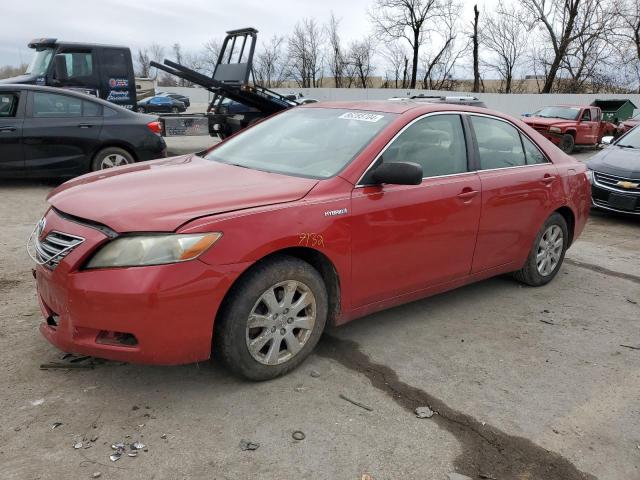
[587,146,640,180]
[48,155,319,232]
[523,117,575,128]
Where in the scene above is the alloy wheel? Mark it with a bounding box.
[536,225,563,276]
[245,280,316,365]
[100,153,130,169]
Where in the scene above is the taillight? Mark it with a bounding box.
[147,121,162,135]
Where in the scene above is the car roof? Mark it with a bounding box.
[300,100,492,116]
[0,84,135,114]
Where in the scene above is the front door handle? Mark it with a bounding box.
[457,188,479,202]
[0,126,16,132]
[77,123,94,129]
[541,174,557,185]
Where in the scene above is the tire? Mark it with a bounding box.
[136,106,146,113]
[513,213,569,287]
[558,133,575,153]
[91,147,135,171]
[171,107,180,114]
[214,255,328,381]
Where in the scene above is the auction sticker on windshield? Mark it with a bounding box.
[339,112,385,122]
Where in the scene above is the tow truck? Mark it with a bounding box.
[151,27,299,139]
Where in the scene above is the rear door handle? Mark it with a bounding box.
[541,174,557,185]
[77,123,94,129]
[0,126,16,132]
[457,189,479,201]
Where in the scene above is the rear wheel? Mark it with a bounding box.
[558,133,575,153]
[136,106,146,113]
[91,147,134,171]
[215,255,328,381]
[171,107,180,114]
[513,213,568,286]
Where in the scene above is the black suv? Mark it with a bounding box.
[0,84,166,178]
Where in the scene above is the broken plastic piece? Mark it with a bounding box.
[239,439,259,451]
[415,406,434,418]
[51,422,63,429]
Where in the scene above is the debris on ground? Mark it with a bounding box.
[30,398,44,406]
[91,472,101,479]
[479,473,497,479]
[13,426,21,432]
[51,422,63,429]
[310,370,321,378]
[339,394,373,412]
[294,385,306,392]
[447,474,473,480]
[74,441,83,449]
[239,439,260,451]
[361,474,374,480]
[40,354,109,370]
[109,439,146,462]
[539,319,556,325]
[415,406,434,418]
[620,344,640,351]
[160,433,167,439]
[292,430,306,441]
[626,298,637,304]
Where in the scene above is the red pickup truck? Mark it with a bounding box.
[523,105,618,153]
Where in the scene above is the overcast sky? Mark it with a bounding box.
[3,0,494,68]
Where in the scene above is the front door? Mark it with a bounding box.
[23,90,103,175]
[468,114,562,272]
[0,90,25,173]
[350,113,482,307]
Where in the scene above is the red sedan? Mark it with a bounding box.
[29,101,591,380]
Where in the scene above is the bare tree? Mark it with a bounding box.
[202,39,222,75]
[614,0,640,92]
[254,35,287,87]
[369,0,442,88]
[326,13,346,87]
[287,18,324,88]
[0,64,28,80]
[420,1,467,90]
[472,5,481,92]
[382,41,409,88]
[136,49,151,77]
[482,2,527,93]
[521,0,615,93]
[347,37,377,88]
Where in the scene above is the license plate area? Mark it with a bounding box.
[608,193,637,211]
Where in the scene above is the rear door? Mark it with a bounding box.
[350,113,482,307]
[0,90,25,174]
[468,114,562,273]
[23,90,103,175]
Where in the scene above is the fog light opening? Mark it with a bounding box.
[96,331,138,347]
[46,314,59,328]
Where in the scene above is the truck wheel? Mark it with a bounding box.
[136,106,146,113]
[214,255,328,381]
[558,134,575,153]
[513,213,568,287]
[91,147,134,171]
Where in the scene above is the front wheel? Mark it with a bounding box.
[215,255,328,380]
[558,133,575,153]
[513,213,568,286]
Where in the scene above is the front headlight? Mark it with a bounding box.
[585,169,594,184]
[85,233,222,269]
[549,126,562,133]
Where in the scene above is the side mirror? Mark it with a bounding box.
[53,54,68,81]
[601,136,614,145]
[372,161,423,185]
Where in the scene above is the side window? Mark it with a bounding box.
[59,51,94,78]
[82,100,102,117]
[382,114,468,178]
[520,134,548,165]
[33,92,82,118]
[581,109,591,121]
[0,93,18,117]
[101,49,128,77]
[591,108,600,122]
[470,116,526,169]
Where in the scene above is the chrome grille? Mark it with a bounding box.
[593,171,640,193]
[27,221,85,270]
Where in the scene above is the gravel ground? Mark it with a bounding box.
[0,147,638,480]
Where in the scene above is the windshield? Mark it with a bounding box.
[25,48,54,76]
[534,106,580,120]
[205,108,396,179]
[616,127,640,149]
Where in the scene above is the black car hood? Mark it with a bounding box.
[587,146,640,180]
[0,74,37,84]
